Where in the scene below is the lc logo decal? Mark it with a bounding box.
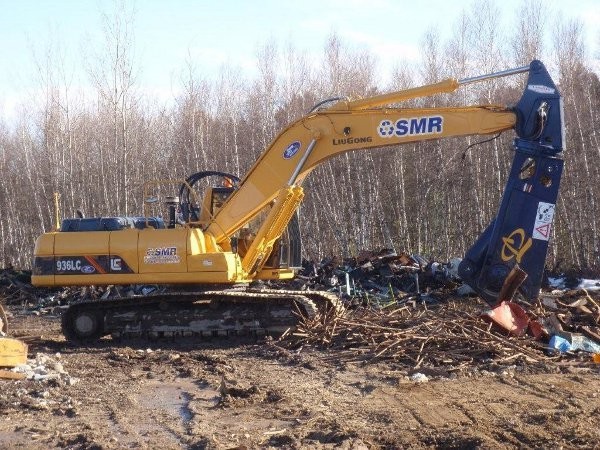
[501,228,533,263]
[111,258,122,271]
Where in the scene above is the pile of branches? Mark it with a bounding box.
[284,299,556,370]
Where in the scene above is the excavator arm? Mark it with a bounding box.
[213,105,516,277]
[206,102,516,245]
[207,60,563,302]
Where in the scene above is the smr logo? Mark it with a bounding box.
[144,247,181,264]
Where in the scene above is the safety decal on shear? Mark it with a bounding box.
[533,202,555,241]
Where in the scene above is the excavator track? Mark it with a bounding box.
[61,288,343,343]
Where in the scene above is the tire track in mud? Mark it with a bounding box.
[499,373,596,437]
[70,384,184,448]
[370,373,599,448]
[497,374,561,403]
[380,384,473,428]
[479,373,600,448]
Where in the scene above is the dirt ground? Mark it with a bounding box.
[1,306,600,450]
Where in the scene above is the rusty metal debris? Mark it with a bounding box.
[482,301,530,337]
[532,288,600,357]
[293,250,459,305]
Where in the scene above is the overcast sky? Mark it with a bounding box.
[1,0,599,120]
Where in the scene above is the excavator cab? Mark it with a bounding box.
[197,186,236,227]
[177,171,239,226]
[179,171,302,270]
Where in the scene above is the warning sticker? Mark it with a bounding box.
[533,202,555,241]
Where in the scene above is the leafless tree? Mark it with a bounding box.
[0,3,598,272]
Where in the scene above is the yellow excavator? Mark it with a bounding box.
[31,60,564,342]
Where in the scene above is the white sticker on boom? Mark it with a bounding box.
[527,84,556,95]
[533,202,555,241]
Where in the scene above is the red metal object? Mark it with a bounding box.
[483,301,530,336]
[481,265,530,336]
[528,319,547,340]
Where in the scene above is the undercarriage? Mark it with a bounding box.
[61,287,343,342]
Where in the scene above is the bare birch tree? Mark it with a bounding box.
[85,0,139,215]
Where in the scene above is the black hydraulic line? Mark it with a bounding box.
[461,132,504,160]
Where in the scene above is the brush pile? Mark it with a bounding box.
[281,289,600,371]
[286,299,547,369]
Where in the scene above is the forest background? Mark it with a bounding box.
[0,0,598,272]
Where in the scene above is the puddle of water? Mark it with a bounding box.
[137,378,219,423]
[178,391,193,422]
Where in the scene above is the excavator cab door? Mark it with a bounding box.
[198,186,236,227]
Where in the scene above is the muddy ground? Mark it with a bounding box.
[1,304,599,450]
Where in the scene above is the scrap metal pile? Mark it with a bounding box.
[290,250,462,303]
[0,268,113,312]
[0,269,38,307]
[1,250,463,312]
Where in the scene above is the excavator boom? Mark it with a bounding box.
[206,105,516,243]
